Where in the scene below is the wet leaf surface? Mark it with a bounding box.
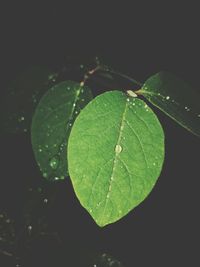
[68,91,164,226]
[31,81,93,181]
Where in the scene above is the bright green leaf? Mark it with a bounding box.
[0,66,58,134]
[140,71,200,137]
[31,81,93,181]
[68,91,164,227]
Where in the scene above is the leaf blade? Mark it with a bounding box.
[140,71,200,137]
[68,91,165,226]
[31,80,93,181]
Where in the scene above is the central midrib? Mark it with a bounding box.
[100,100,128,224]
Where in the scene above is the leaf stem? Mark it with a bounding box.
[80,66,100,87]
[80,57,143,89]
[99,64,143,87]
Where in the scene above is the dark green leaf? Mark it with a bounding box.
[31,81,93,181]
[140,71,200,137]
[68,91,164,226]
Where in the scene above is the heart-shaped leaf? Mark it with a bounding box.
[68,91,164,226]
[140,71,200,137]
[31,81,93,181]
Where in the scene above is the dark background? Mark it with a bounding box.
[0,3,199,266]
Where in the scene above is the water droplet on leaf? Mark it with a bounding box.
[49,156,59,170]
[115,144,122,154]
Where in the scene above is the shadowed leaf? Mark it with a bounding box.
[140,71,200,137]
[31,81,93,181]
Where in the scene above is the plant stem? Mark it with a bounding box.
[80,66,100,87]
[99,64,142,87]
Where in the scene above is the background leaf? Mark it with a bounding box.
[68,91,165,227]
[31,81,93,181]
[140,71,200,137]
[0,66,58,134]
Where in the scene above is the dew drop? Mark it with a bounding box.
[166,96,170,100]
[198,114,200,117]
[28,225,32,232]
[153,162,156,166]
[44,198,48,203]
[185,106,190,111]
[49,156,59,170]
[115,144,122,154]
[127,98,130,102]
[38,148,42,153]
[18,116,25,122]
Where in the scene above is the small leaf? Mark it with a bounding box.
[140,71,200,137]
[31,81,93,181]
[0,66,57,134]
[68,91,164,227]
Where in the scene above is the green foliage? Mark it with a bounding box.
[31,81,93,181]
[140,71,200,137]
[4,63,199,227]
[0,66,57,134]
[68,91,164,226]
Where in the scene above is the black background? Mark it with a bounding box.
[0,3,199,266]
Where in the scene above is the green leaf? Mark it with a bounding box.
[31,81,93,181]
[68,91,164,227]
[0,66,58,134]
[140,71,200,137]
